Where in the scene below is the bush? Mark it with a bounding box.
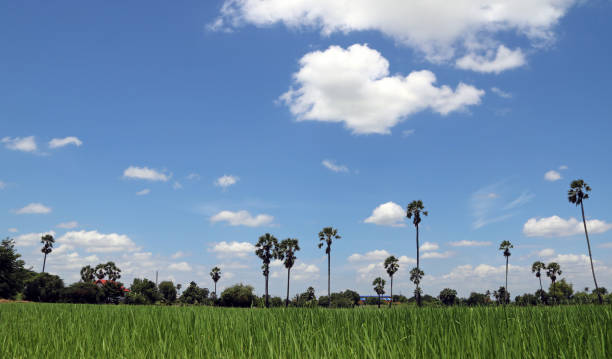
[101,281,126,304]
[318,291,358,308]
[466,292,489,306]
[220,284,256,307]
[129,278,160,304]
[23,273,64,302]
[515,294,539,306]
[62,282,102,304]
[179,281,210,305]
[439,288,457,306]
[158,281,177,304]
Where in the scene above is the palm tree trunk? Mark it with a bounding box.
[214,282,217,297]
[42,253,47,273]
[286,267,290,308]
[505,256,508,305]
[265,273,269,308]
[581,202,603,304]
[538,276,543,303]
[416,224,421,307]
[378,294,381,308]
[327,252,331,308]
[389,276,393,308]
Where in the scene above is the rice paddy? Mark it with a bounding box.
[1,303,610,358]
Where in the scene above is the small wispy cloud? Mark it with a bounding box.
[49,136,83,149]
[136,188,151,196]
[322,159,348,173]
[215,175,239,189]
[491,87,512,99]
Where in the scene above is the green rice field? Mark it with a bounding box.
[1,303,610,358]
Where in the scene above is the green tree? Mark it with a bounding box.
[568,179,603,304]
[158,280,177,304]
[383,255,399,308]
[372,277,386,308]
[255,233,279,308]
[406,200,427,306]
[545,262,562,304]
[80,265,95,283]
[210,266,221,298]
[439,288,457,306]
[220,283,255,307]
[129,278,160,304]
[179,281,209,305]
[549,278,573,304]
[499,240,513,305]
[40,234,54,273]
[409,267,424,304]
[0,238,32,299]
[318,227,341,307]
[531,261,546,302]
[23,272,64,302]
[277,238,300,307]
[94,261,121,281]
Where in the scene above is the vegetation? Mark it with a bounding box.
[406,200,427,306]
[499,240,513,305]
[383,255,399,308]
[318,227,341,308]
[40,234,54,273]
[277,238,300,307]
[209,266,221,298]
[372,277,386,308]
[254,233,279,308]
[1,303,610,358]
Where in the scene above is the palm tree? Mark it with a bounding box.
[210,266,221,297]
[40,234,55,273]
[568,179,603,304]
[80,265,95,282]
[384,256,399,308]
[531,261,546,302]
[499,240,513,305]
[318,227,341,307]
[409,267,424,304]
[255,233,279,308]
[406,200,427,306]
[546,262,562,305]
[372,277,386,308]
[277,238,300,307]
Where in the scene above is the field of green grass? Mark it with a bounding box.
[1,303,610,358]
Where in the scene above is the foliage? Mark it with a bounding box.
[80,265,96,283]
[438,288,457,306]
[179,281,210,305]
[493,286,510,304]
[0,238,34,299]
[93,262,121,281]
[23,273,65,302]
[466,292,490,306]
[158,281,177,304]
[406,200,428,226]
[549,279,573,304]
[61,282,103,304]
[514,294,539,306]
[317,227,340,255]
[101,281,126,304]
[220,283,255,307]
[129,278,160,304]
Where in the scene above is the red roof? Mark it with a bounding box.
[94,279,130,292]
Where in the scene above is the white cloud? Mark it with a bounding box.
[210,241,255,258]
[544,170,562,181]
[14,203,52,215]
[456,45,526,73]
[215,175,239,188]
[123,166,170,182]
[136,188,151,196]
[503,192,535,210]
[280,44,484,135]
[348,249,391,262]
[8,228,18,233]
[322,159,348,173]
[14,231,56,247]
[186,173,201,180]
[49,136,83,149]
[364,202,405,227]
[210,210,274,227]
[402,129,416,137]
[171,251,187,259]
[2,136,37,152]
[559,165,568,170]
[57,221,79,229]
[420,242,439,252]
[523,216,612,237]
[538,248,555,257]
[169,262,192,272]
[422,251,453,259]
[58,230,139,253]
[449,240,491,247]
[491,87,512,99]
[173,181,183,190]
[214,0,575,65]
[398,256,416,265]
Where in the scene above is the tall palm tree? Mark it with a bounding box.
[568,179,603,304]
[318,227,341,307]
[546,262,562,305]
[277,238,300,307]
[406,200,427,306]
[40,234,55,273]
[255,233,279,308]
[383,256,399,308]
[499,240,513,305]
[409,267,424,304]
[210,266,221,297]
[531,261,546,302]
[372,277,386,308]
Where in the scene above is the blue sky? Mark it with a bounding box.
[2,0,612,297]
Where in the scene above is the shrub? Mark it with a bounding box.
[158,281,177,304]
[129,278,160,304]
[439,288,457,306]
[23,273,64,302]
[62,282,102,304]
[220,284,255,307]
[179,281,210,305]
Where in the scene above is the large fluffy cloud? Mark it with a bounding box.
[523,216,612,237]
[364,202,405,227]
[280,44,484,135]
[14,231,56,247]
[214,0,576,66]
[210,210,274,227]
[57,230,140,253]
